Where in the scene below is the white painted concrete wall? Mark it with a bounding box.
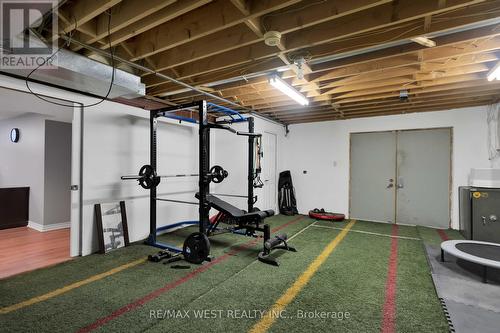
[282,106,492,229]
[81,105,202,255]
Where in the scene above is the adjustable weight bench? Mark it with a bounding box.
[196,193,296,266]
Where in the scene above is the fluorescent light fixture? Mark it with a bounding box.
[487,62,500,81]
[411,36,436,48]
[269,75,309,106]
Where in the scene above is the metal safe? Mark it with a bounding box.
[459,186,500,243]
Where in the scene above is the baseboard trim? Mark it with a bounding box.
[28,221,70,232]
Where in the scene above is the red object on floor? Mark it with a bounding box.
[380,224,399,333]
[308,210,345,221]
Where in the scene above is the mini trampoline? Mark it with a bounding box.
[441,240,500,283]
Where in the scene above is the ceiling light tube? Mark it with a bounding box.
[269,75,309,106]
[487,62,500,81]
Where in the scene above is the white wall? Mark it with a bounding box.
[81,105,203,255]
[282,106,492,229]
[0,114,46,225]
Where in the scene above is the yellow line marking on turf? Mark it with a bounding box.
[249,220,356,333]
[0,258,146,314]
[311,224,421,241]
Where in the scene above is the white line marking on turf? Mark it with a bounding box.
[287,221,317,241]
[310,224,421,241]
[189,219,317,302]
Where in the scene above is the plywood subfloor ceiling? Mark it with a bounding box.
[52,0,500,124]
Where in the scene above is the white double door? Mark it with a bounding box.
[350,128,451,228]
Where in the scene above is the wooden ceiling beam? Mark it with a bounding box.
[340,97,496,116]
[277,95,498,122]
[58,0,122,35]
[325,76,415,95]
[145,0,390,73]
[333,72,489,99]
[310,23,500,76]
[144,0,497,89]
[220,55,492,102]
[147,57,287,96]
[149,19,500,97]
[254,100,333,110]
[335,92,500,113]
[284,0,487,50]
[259,89,500,117]
[287,0,490,49]
[323,62,491,95]
[71,0,177,51]
[336,83,500,108]
[242,94,332,108]
[335,77,500,104]
[149,24,260,74]
[259,89,500,116]
[318,52,498,88]
[99,0,212,50]
[127,0,302,61]
[285,100,491,124]
[213,50,498,101]
[263,0,392,33]
[150,24,499,97]
[55,12,96,41]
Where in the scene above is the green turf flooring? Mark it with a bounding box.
[0,216,455,333]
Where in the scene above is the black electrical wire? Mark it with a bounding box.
[25,11,115,108]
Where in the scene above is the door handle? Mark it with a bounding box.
[396,177,404,189]
[386,179,394,189]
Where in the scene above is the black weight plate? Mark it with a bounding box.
[153,176,161,187]
[139,164,155,178]
[183,232,210,264]
[209,165,224,183]
[138,165,157,189]
[139,177,154,190]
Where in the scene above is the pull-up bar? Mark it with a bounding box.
[157,102,248,124]
[207,102,246,122]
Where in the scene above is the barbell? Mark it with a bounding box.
[121,164,228,189]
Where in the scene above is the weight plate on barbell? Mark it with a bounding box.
[138,164,158,189]
[210,165,228,184]
[183,232,210,264]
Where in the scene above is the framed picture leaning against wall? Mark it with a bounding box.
[94,201,130,254]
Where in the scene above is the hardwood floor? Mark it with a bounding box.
[0,227,71,279]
